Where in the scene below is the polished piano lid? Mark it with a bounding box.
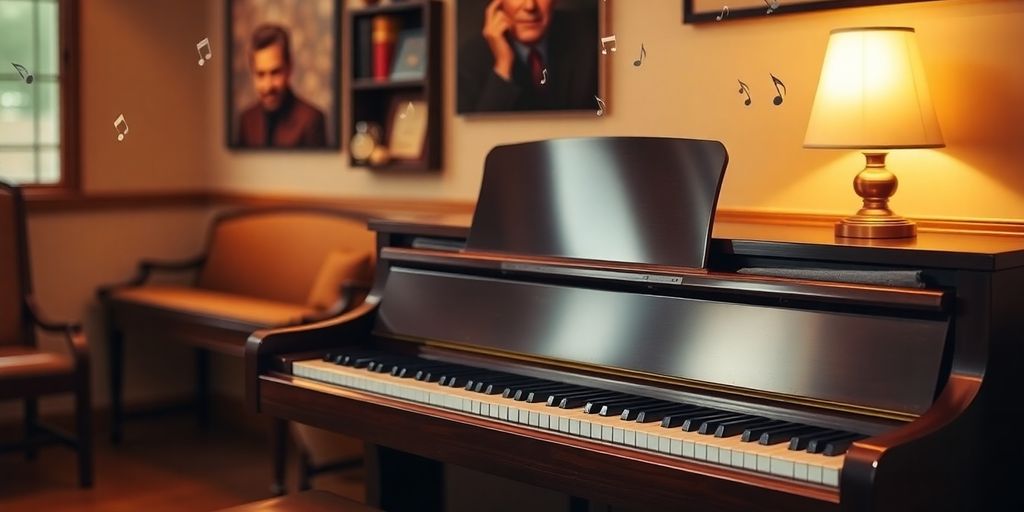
[467,137,729,269]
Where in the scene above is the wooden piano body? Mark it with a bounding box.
[246,138,1024,511]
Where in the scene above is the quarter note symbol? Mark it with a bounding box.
[540,68,547,85]
[770,73,786,105]
[594,95,606,116]
[11,63,33,84]
[600,35,617,55]
[716,6,730,21]
[196,37,212,66]
[737,80,752,106]
[113,114,129,142]
[633,44,646,67]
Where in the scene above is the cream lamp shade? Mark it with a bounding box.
[805,27,944,149]
[805,27,944,239]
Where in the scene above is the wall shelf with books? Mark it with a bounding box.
[348,0,442,172]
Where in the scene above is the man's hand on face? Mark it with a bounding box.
[482,0,514,80]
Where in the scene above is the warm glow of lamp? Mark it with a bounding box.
[805,27,944,239]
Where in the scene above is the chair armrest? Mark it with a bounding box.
[25,295,88,362]
[300,280,373,324]
[97,254,206,298]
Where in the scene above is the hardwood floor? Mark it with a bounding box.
[0,412,365,512]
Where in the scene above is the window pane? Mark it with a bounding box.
[0,1,34,69]
[38,81,58,144]
[0,150,36,184]
[37,146,58,183]
[38,0,58,76]
[0,80,35,145]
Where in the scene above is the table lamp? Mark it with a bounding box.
[805,27,944,239]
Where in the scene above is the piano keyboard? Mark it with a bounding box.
[293,350,862,488]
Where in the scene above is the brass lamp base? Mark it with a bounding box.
[835,152,917,239]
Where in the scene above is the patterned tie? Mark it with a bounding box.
[528,47,544,88]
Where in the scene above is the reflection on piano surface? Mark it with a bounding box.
[247,137,1024,511]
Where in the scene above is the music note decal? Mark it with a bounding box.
[540,68,548,85]
[716,6,730,21]
[764,0,780,14]
[737,80,752,107]
[399,101,415,120]
[114,114,129,141]
[770,73,786,106]
[196,37,212,66]
[11,62,33,84]
[600,35,617,55]
[594,95,607,117]
[633,44,646,67]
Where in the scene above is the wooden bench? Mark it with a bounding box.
[99,207,376,493]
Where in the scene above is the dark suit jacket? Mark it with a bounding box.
[236,90,327,148]
[458,12,598,113]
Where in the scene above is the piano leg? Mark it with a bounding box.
[271,418,288,496]
[366,444,444,512]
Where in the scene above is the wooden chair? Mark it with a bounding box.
[0,180,92,487]
[99,207,376,493]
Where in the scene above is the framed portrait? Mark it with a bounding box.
[683,0,940,24]
[456,0,604,115]
[227,0,340,150]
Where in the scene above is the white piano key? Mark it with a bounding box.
[770,458,795,479]
[670,439,683,456]
[795,462,809,481]
[658,436,671,454]
[580,421,592,438]
[635,432,648,449]
[719,448,732,465]
[558,417,570,433]
[683,440,695,459]
[730,449,744,468]
[695,443,708,461]
[823,468,839,487]
[707,446,719,463]
[807,464,823,484]
[613,428,624,444]
[624,429,636,446]
[569,419,581,436]
[498,405,508,420]
[528,411,539,426]
[646,434,660,451]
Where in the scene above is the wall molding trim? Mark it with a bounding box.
[26,190,1024,236]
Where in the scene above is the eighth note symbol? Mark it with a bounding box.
[594,95,606,117]
[633,44,646,67]
[11,63,33,84]
[716,6,730,21]
[600,35,617,55]
[399,101,415,120]
[770,73,786,106]
[764,0,780,14]
[737,80,752,107]
[540,68,547,85]
[113,114,129,142]
[196,37,212,66]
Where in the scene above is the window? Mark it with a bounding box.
[0,0,75,189]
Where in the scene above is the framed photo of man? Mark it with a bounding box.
[457,0,603,115]
[227,0,340,149]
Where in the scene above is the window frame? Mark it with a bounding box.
[11,0,79,199]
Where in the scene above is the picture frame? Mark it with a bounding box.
[683,0,941,24]
[386,94,429,161]
[226,0,341,150]
[456,0,605,115]
[390,28,427,81]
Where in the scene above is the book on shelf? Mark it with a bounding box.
[371,14,400,80]
[354,15,373,79]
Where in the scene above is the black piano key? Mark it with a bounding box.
[599,398,666,417]
[788,429,844,451]
[347,356,378,369]
[479,376,545,394]
[416,365,468,382]
[557,391,622,409]
[527,385,587,403]
[822,435,867,456]
[681,411,737,432]
[630,403,695,423]
[394,362,450,379]
[582,394,644,414]
[760,425,827,446]
[739,420,794,442]
[502,380,557,399]
[712,417,776,438]
[438,368,487,388]
[697,414,753,435]
[514,384,576,402]
[655,407,712,428]
[804,431,861,454]
[465,374,521,392]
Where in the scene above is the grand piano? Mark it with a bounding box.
[246,137,1024,511]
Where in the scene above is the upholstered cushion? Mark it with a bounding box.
[306,250,372,310]
[0,346,73,381]
[197,212,376,305]
[110,285,319,327]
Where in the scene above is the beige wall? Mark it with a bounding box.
[209,0,1024,221]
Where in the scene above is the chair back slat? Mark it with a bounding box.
[0,181,32,347]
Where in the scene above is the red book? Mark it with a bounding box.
[372,15,399,79]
